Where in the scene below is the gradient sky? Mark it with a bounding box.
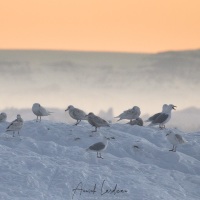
[1,0,200,53]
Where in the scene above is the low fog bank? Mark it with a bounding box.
[0,50,200,115]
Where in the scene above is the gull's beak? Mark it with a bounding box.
[172,105,177,110]
[65,108,69,112]
[85,114,88,117]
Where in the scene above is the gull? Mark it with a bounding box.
[149,104,176,129]
[6,114,23,137]
[86,112,110,132]
[145,104,168,122]
[166,130,186,152]
[65,105,87,125]
[32,103,51,122]
[115,106,141,122]
[87,136,109,159]
[127,117,143,126]
[0,112,7,122]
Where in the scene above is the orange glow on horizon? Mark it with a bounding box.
[0,0,200,53]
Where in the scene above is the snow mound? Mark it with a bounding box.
[0,121,200,200]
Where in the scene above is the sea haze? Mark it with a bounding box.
[0,49,200,130]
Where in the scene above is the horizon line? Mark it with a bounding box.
[0,48,200,55]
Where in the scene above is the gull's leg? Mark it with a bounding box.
[169,145,175,151]
[173,146,177,152]
[36,116,38,122]
[74,120,81,126]
[99,152,103,159]
[40,116,41,122]
[73,121,78,126]
[160,124,165,130]
[18,131,20,136]
[92,127,97,132]
[13,131,15,137]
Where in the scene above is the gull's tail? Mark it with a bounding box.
[114,117,121,122]
[182,139,187,144]
[114,115,120,119]
[174,133,187,144]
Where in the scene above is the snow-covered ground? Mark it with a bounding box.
[0,120,200,200]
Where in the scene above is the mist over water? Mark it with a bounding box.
[0,50,200,131]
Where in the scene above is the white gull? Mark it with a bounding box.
[0,112,7,122]
[32,103,51,122]
[65,105,87,125]
[166,130,186,152]
[115,106,141,122]
[149,104,176,129]
[87,136,109,159]
[86,112,110,132]
[145,104,168,122]
[6,114,23,137]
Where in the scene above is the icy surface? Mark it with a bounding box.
[0,120,200,200]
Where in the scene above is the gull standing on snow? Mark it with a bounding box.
[145,104,168,122]
[65,105,87,125]
[115,106,141,122]
[86,112,110,132]
[149,104,176,129]
[32,103,51,122]
[6,114,23,137]
[0,112,7,122]
[166,130,186,152]
[87,136,109,159]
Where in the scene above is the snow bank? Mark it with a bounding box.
[0,120,200,200]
